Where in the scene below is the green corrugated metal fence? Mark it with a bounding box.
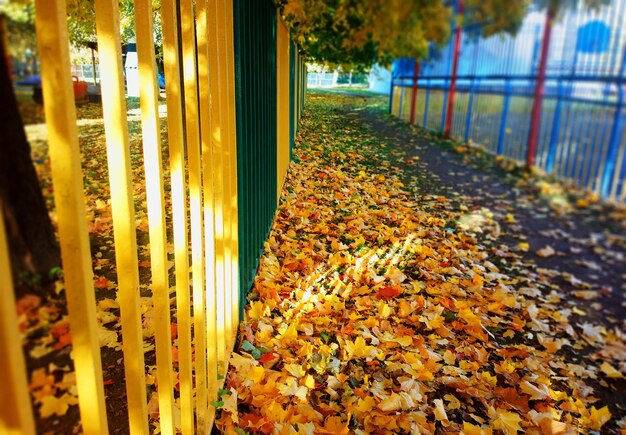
[233,0,307,315]
[235,0,306,316]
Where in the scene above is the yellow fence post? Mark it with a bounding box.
[213,0,232,376]
[160,0,194,432]
[276,14,290,198]
[203,0,223,420]
[35,1,109,433]
[195,0,218,431]
[0,206,36,435]
[223,0,240,341]
[218,0,235,365]
[180,0,209,431]
[134,0,168,433]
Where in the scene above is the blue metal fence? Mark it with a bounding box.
[390,0,626,203]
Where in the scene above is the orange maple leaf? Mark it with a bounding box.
[376,284,402,300]
[94,276,110,289]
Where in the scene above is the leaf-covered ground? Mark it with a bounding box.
[19,96,170,434]
[217,93,626,434]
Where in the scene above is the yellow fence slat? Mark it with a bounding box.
[224,0,240,336]
[133,0,167,433]
[0,207,35,435]
[215,0,233,368]
[35,1,109,433]
[180,0,209,431]
[160,0,194,433]
[276,14,290,198]
[218,0,234,358]
[218,0,234,353]
[195,1,218,424]
[293,52,297,133]
[207,0,226,375]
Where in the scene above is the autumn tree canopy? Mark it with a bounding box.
[0,0,161,60]
[274,0,604,69]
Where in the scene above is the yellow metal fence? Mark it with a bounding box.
[1,0,305,433]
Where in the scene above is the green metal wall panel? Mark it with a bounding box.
[233,0,277,315]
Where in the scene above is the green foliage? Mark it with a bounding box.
[1,0,162,58]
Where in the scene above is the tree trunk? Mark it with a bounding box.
[0,23,61,285]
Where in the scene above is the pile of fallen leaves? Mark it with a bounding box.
[217,94,625,434]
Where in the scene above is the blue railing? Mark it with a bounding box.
[390,0,626,203]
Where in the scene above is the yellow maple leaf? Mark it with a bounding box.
[356,395,376,412]
[344,336,376,359]
[279,322,298,341]
[462,422,493,435]
[284,363,306,378]
[599,361,624,378]
[277,377,308,400]
[520,380,551,400]
[248,301,268,320]
[39,394,78,418]
[378,392,416,411]
[433,399,450,426]
[222,387,239,424]
[458,307,482,327]
[443,349,456,365]
[491,409,523,434]
[303,374,315,389]
[264,401,289,423]
[588,405,611,430]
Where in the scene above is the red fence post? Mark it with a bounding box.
[444,0,464,138]
[409,60,420,125]
[526,4,555,169]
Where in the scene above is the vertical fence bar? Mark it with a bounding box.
[160,0,193,432]
[35,1,109,433]
[526,5,554,169]
[218,0,235,369]
[289,40,295,149]
[224,0,240,329]
[497,79,511,155]
[208,0,227,378]
[464,77,475,142]
[233,0,247,313]
[133,0,165,433]
[277,14,291,195]
[157,0,192,430]
[546,79,564,173]
[217,0,234,357]
[0,206,35,435]
[96,0,163,429]
[601,44,626,199]
[180,0,209,431]
[444,0,464,138]
[195,0,216,431]
[388,78,394,114]
[423,79,430,126]
[409,60,421,125]
[441,78,448,131]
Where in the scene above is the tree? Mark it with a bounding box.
[274,0,604,69]
[0,0,167,295]
[0,19,60,287]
